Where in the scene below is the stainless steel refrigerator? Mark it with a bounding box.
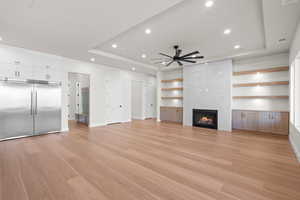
[0,79,61,141]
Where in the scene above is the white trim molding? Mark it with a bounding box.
[89,123,107,128]
[289,124,300,162]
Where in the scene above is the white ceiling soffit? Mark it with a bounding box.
[262,0,300,51]
[96,0,266,67]
[88,49,157,70]
[0,0,183,74]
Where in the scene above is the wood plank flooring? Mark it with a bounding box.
[0,120,300,200]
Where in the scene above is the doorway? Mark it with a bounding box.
[68,72,90,127]
[131,80,156,120]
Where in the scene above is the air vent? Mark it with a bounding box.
[281,0,299,6]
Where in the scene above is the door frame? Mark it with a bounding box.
[68,72,91,126]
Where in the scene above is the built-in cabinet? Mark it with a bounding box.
[232,110,289,135]
[160,107,183,123]
[160,75,184,123]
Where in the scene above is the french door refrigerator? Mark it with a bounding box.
[0,79,61,141]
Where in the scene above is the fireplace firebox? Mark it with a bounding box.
[193,109,218,129]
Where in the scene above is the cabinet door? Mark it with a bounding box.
[160,108,168,121]
[258,112,273,133]
[272,112,289,135]
[242,111,258,131]
[170,108,177,122]
[175,108,183,123]
[232,111,242,129]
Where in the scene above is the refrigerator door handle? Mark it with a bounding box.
[35,91,38,115]
[30,90,33,115]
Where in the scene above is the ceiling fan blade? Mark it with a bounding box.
[159,53,173,58]
[181,60,197,63]
[177,61,183,66]
[181,56,204,59]
[166,60,175,66]
[180,51,200,58]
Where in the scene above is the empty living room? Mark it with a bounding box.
[1,0,300,199]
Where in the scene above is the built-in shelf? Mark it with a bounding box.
[161,78,183,83]
[233,96,289,99]
[161,97,183,100]
[161,106,183,109]
[233,81,289,88]
[161,87,183,91]
[233,66,289,76]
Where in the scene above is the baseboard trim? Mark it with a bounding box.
[289,133,300,163]
[89,123,107,128]
[61,128,69,133]
[132,116,145,120]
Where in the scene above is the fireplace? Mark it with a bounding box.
[193,109,218,129]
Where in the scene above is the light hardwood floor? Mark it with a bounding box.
[0,120,300,200]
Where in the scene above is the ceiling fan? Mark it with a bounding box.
[154,45,204,66]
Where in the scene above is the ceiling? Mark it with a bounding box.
[0,0,299,74]
[0,0,183,74]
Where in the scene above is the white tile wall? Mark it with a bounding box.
[183,60,232,131]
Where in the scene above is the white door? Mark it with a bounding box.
[105,72,122,124]
[145,84,156,119]
[131,80,143,119]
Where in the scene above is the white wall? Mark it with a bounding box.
[183,60,232,131]
[0,44,156,131]
[290,21,300,63]
[232,53,290,111]
[290,57,300,162]
[289,21,300,162]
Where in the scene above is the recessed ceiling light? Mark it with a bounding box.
[224,29,231,35]
[0,37,2,41]
[205,1,214,7]
[141,54,147,58]
[90,58,95,62]
[234,45,241,49]
[112,44,118,48]
[145,29,152,34]
[131,67,136,71]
